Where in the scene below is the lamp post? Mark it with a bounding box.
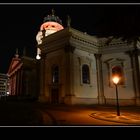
[112,76,120,116]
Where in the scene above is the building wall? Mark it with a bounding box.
[70,48,98,104]
[0,73,8,97]
[40,49,66,103]
[22,68,38,98]
[38,27,140,106]
[102,52,135,105]
[39,44,100,105]
[7,56,39,100]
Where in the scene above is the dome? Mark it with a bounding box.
[36,9,64,56]
[43,9,63,25]
[40,9,64,31]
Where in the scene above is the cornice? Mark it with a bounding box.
[38,27,135,54]
[99,44,134,54]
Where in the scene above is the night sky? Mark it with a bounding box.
[1,3,140,73]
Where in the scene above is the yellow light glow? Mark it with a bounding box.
[112,76,120,84]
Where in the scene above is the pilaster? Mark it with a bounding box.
[95,54,106,104]
[127,50,140,105]
[64,44,75,97]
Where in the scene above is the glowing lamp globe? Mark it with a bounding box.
[112,76,120,85]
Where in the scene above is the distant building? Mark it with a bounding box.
[0,73,8,97]
[7,49,39,99]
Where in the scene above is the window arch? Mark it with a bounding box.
[112,65,124,85]
[82,64,90,84]
[52,65,59,84]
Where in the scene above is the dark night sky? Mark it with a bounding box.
[1,3,140,73]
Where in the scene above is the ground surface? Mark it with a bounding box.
[0,101,140,127]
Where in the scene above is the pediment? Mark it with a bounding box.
[7,57,21,74]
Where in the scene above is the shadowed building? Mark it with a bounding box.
[36,10,140,106]
[0,73,8,98]
[7,49,39,99]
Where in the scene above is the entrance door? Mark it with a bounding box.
[51,88,59,104]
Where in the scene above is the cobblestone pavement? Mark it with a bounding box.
[1,101,140,126]
[37,103,140,126]
[89,111,140,125]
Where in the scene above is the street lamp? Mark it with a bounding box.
[112,75,120,116]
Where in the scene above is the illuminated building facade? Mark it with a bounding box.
[36,10,140,106]
[7,10,140,106]
[7,50,38,99]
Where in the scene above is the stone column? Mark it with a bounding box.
[95,54,105,104]
[9,76,12,95]
[14,73,17,95]
[64,44,75,104]
[15,70,20,96]
[17,71,20,96]
[128,50,140,105]
[36,60,40,98]
[19,70,23,96]
[11,75,14,95]
[15,71,18,96]
[38,54,46,102]
[25,71,29,96]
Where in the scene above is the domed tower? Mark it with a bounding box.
[36,9,64,59]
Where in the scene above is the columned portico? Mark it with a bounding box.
[8,52,38,99]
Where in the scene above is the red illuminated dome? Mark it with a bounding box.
[40,9,64,32]
[40,21,64,31]
[36,9,64,59]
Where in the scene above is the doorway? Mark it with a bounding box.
[51,88,59,104]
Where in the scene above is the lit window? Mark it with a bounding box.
[82,64,90,84]
[52,66,59,84]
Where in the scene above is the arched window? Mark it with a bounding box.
[82,64,90,84]
[52,66,59,84]
[112,66,124,85]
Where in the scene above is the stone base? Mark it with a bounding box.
[64,95,76,105]
[136,98,140,106]
[97,96,106,105]
[64,96,98,105]
[38,95,49,103]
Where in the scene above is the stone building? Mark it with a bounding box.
[7,49,39,99]
[7,10,140,105]
[0,73,8,98]
[35,10,140,106]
